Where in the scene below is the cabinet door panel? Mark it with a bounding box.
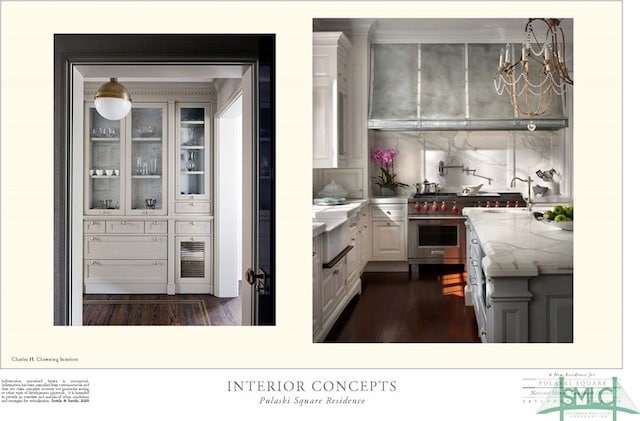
[127,104,168,215]
[85,105,125,215]
[85,259,167,285]
[84,235,167,259]
[371,221,406,261]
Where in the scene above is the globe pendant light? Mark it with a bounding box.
[94,78,132,120]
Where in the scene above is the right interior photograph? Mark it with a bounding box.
[312,18,573,343]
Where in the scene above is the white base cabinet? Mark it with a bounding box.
[370,204,407,261]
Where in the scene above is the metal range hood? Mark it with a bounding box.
[367,43,569,131]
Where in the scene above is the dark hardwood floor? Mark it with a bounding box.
[83,294,241,326]
[324,265,480,343]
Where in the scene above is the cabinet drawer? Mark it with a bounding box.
[85,259,167,284]
[84,235,167,259]
[84,220,106,234]
[175,201,211,214]
[145,221,168,234]
[106,220,145,234]
[176,220,211,234]
[371,205,406,220]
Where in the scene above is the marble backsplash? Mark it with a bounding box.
[368,130,566,197]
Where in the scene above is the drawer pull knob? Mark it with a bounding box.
[386,211,391,215]
[91,237,96,241]
[191,237,196,241]
[191,221,196,225]
[122,221,127,225]
[153,260,159,266]
[90,221,97,225]
[190,203,195,207]
[90,260,97,266]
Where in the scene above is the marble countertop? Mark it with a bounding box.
[463,208,573,277]
[368,196,409,204]
[312,200,368,237]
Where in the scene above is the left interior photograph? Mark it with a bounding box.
[53,35,275,326]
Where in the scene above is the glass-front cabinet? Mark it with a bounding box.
[127,104,168,215]
[85,103,168,215]
[85,105,126,215]
[176,103,211,207]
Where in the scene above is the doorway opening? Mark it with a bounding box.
[54,35,275,327]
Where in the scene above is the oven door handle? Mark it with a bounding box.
[408,216,466,221]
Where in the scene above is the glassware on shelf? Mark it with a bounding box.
[186,151,196,171]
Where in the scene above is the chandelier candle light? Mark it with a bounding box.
[493,18,572,131]
[371,147,408,196]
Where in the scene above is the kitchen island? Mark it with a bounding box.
[462,208,573,343]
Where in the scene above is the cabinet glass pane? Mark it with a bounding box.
[130,107,164,210]
[88,108,121,210]
[370,44,418,119]
[180,240,205,278]
[179,107,206,196]
[420,44,466,119]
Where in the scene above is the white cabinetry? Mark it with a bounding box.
[82,85,214,295]
[312,234,322,339]
[313,32,352,168]
[313,201,368,342]
[370,204,407,261]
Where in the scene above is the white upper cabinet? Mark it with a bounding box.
[313,32,352,168]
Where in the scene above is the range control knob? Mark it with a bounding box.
[494,201,500,208]
[432,201,439,212]
[441,201,448,212]
[414,203,421,212]
[506,201,511,208]
[452,202,459,213]
[486,200,491,208]
[514,201,520,208]
[423,202,430,212]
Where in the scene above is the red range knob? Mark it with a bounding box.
[506,201,511,208]
[414,204,421,212]
[494,201,500,208]
[514,201,520,208]
[432,202,439,212]
[452,204,459,213]
[423,203,430,212]
[441,201,448,212]
[486,201,491,208]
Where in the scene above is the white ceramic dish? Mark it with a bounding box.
[541,218,573,231]
[461,184,483,195]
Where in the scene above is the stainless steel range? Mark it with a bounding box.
[407,192,525,267]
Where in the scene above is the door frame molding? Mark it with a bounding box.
[54,34,275,325]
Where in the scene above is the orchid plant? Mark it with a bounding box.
[370,147,408,191]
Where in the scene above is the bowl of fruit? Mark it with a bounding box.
[534,205,573,231]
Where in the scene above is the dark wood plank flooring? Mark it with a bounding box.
[83,294,241,326]
[324,265,480,343]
